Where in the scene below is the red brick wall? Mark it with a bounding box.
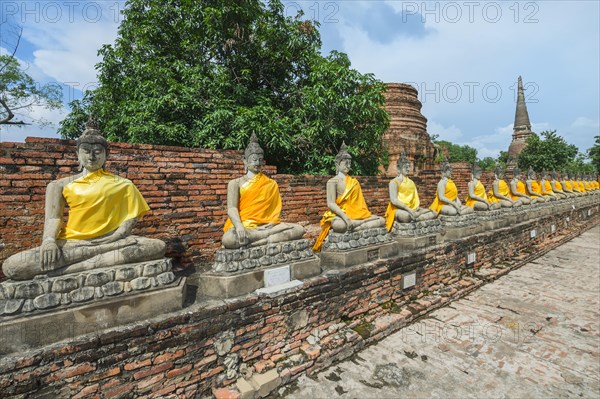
[0,138,491,278]
[0,204,597,398]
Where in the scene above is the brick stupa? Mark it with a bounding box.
[507,76,533,162]
[382,83,436,176]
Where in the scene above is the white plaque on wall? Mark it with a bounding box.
[551,224,556,233]
[530,229,537,238]
[403,272,416,289]
[264,265,291,287]
[467,252,476,264]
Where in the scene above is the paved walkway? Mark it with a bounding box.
[281,226,600,399]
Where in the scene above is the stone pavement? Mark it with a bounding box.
[278,225,600,399]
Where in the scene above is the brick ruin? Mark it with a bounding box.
[0,137,598,398]
[382,83,437,177]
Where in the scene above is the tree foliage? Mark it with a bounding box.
[0,28,62,126]
[587,135,600,173]
[433,139,478,164]
[517,130,579,172]
[58,0,389,175]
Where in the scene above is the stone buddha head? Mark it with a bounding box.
[494,165,505,179]
[77,117,109,172]
[244,133,265,174]
[527,166,536,180]
[472,164,482,180]
[397,150,410,176]
[513,167,522,179]
[440,158,452,178]
[335,142,352,174]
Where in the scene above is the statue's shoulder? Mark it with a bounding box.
[49,174,80,189]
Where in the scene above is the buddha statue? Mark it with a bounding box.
[313,143,385,251]
[525,167,547,202]
[509,167,535,204]
[556,171,574,197]
[575,174,587,194]
[487,165,520,207]
[429,159,474,216]
[540,170,558,200]
[562,172,578,196]
[550,171,567,198]
[465,164,501,211]
[2,119,166,281]
[221,134,305,249]
[384,151,436,230]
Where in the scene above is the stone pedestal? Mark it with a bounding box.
[477,209,512,230]
[0,258,178,316]
[0,259,185,354]
[389,219,443,249]
[439,214,482,241]
[319,228,397,270]
[195,239,321,298]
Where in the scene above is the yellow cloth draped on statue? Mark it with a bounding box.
[487,180,510,203]
[531,180,542,195]
[577,181,586,192]
[554,181,564,192]
[58,169,150,240]
[543,180,554,195]
[429,178,458,213]
[511,180,527,200]
[313,176,372,252]
[224,173,281,233]
[564,180,573,191]
[465,181,489,207]
[384,176,420,231]
[571,181,581,192]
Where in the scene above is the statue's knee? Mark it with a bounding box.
[331,218,348,233]
[222,230,239,249]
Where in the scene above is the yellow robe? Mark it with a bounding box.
[487,180,510,203]
[224,173,281,233]
[511,180,527,200]
[531,180,542,195]
[571,180,581,192]
[465,180,489,207]
[577,181,586,192]
[313,176,372,252]
[542,180,554,195]
[384,176,420,231]
[59,169,149,240]
[563,181,572,191]
[429,178,458,213]
[554,181,562,191]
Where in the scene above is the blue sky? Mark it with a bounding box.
[1,1,598,159]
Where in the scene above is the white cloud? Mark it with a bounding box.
[19,3,120,88]
[571,117,599,129]
[0,104,66,142]
[427,121,463,142]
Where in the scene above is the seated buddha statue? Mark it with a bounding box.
[2,119,166,281]
[488,165,520,207]
[562,173,580,196]
[429,159,474,216]
[221,134,305,249]
[465,164,500,211]
[556,172,575,197]
[539,170,558,200]
[313,143,385,251]
[509,167,535,204]
[525,167,547,202]
[549,171,567,198]
[575,174,587,194]
[384,151,437,230]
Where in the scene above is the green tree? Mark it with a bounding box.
[59,0,389,175]
[433,140,478,164]
[477,156,496,171]
[0,30,62,126]
[587,135,600,172]
[517,130,578,171]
